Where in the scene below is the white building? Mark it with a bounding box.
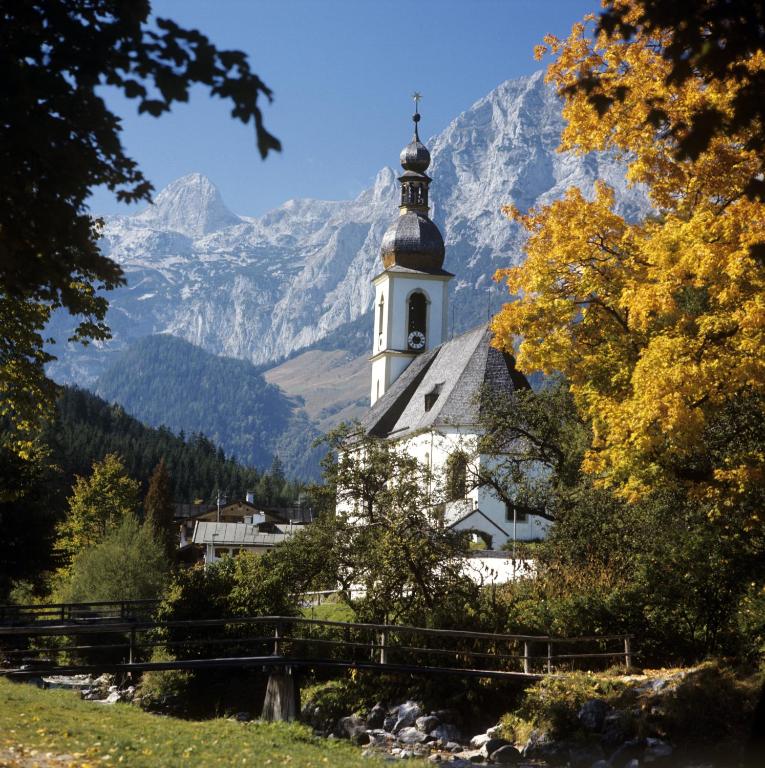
[350,105,551,549]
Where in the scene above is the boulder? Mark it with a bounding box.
[578,699,609,732]
[383,714,397,732]
[393,701,423,733]
[337,714,366,740]
[522,730,565,764]
[445,741,462,752]
[470,733,491,749]
[397,726,430,745]
[644,737,673,763]
[485,725,502,738]
[430,723,461,743]
[366,728,393,747]
[366,704,386,730]
[488,743,521,764]
[417,715,441,733]
[455,751,485,764]
[600,713,628,748]
[350,730,370,747]
[609,738,645,768]
[481,738,511,758]
[99,691,122,704]
[233,711,251,722]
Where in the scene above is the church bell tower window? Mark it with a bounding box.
[407,291,427,351]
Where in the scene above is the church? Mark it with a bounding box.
[355,104,551,549]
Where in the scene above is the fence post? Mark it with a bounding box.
[624,636,632,669]
[379,630,388,665]
[523,641,530,675]
[128,627,135,665]
[273,623,281,656]
[547,642,552,674]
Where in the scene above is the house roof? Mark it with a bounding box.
[360,323,529,439]
[192,521,294,548]
[447,507,511,538]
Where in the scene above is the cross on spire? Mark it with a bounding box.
[411,91,422,138]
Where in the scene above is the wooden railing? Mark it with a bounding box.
[0,614,634,679]
[0,599,159,625]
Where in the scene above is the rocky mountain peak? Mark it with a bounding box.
[48,71,648,388]
[137,172,241,238]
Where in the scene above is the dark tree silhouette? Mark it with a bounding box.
[144,459,176,558]
[0,0,280,310]
[0,1,280,457]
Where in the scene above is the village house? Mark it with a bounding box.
[180,494,307,564]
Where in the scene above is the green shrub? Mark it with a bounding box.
[62,514,169,603]
[660,663,762,746]
[508,671,630,740]
[139,649,194,712]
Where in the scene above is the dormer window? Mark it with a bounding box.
[424,382,443,412]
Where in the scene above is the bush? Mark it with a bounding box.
[503,671,630,741]
[62,514,169,603]
[661,663,763,747]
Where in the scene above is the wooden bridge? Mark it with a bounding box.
[0,600,634,721]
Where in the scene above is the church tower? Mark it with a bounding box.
[370,99,453,406]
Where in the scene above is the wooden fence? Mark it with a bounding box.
[0,614,633,679]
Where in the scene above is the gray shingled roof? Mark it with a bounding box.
[361,323,528,439]
[192,521,294,547]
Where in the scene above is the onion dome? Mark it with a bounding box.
[380,96,446,272]
[400,117,431,172]
[381,212,445,270]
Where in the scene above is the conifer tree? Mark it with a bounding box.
[144,459,176,558]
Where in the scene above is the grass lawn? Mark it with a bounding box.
[0,677,380,768]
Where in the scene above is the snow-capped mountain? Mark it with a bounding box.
[47,71,647,384]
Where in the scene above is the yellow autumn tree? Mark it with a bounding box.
[491,2,764,526]
[58,453,141,562]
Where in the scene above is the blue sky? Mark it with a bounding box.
[92,0,598,217]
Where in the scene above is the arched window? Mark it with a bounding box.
[407,291,427,350]
[378,294,384,336]
[446,452,468,501]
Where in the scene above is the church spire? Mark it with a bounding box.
[369,95,453,407]
[398,93,432,212]
[380,96,445,272]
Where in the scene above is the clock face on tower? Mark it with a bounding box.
[407,330,426,350]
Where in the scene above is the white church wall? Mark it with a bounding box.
[400,429,550,545]
[337,427,551,548]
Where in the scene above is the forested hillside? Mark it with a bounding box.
[3,386,306,593]
[94,335,325,480]
[47,387,302,504]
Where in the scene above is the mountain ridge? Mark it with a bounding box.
[46,70,648,388]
